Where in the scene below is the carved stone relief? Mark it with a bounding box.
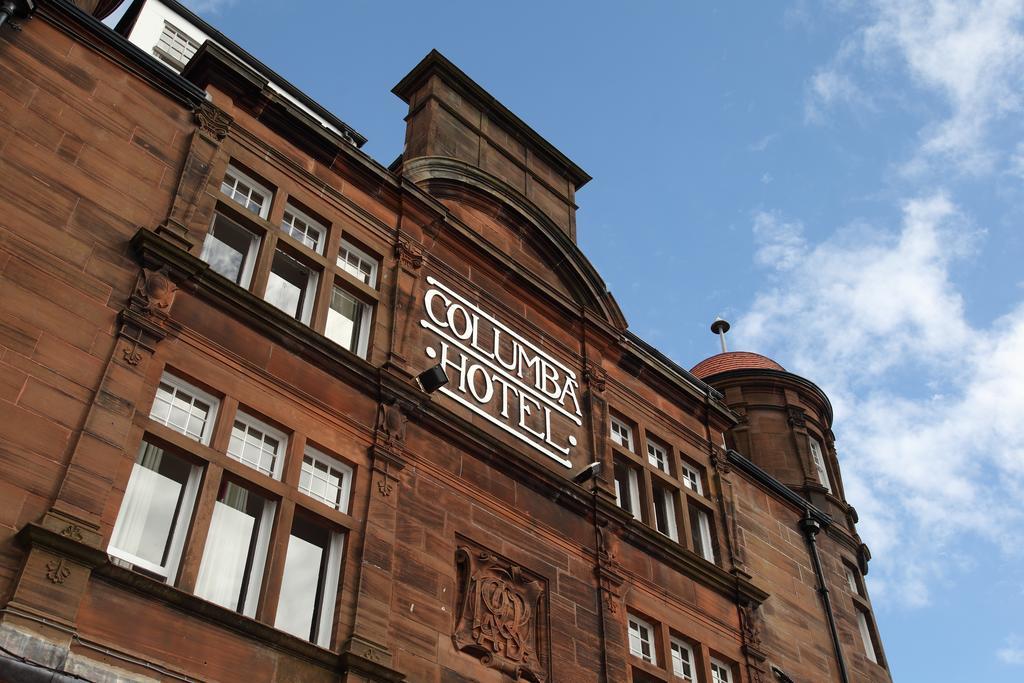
[194,102,232,141]
[453,543,549,682]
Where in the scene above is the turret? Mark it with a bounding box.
[690,330,850,525]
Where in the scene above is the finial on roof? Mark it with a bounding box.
[710,317,731,353]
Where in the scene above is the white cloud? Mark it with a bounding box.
[807,0,1024,175]
[749,133,780,152]
[998,634,1024,665]
[186,0,238,14]
[805,67,872,123]
[736,196,1024,607]
[751,210,806,271]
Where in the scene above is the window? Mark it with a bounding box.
[808,436,832,493]
[681,460,703,495]
[221,165,272,219]
[299,446,353,513]
[149,373,218,445]
[228,412,287,479]
[281,204,326,254]
[647,438,669,473]
[108,440,201,582]
[195,479,275,617]
[614,459,642,521]
[265,249,318,324]
[845,564,861,595]
[856,609,879,663]
[653,485,679,541]
[154,21,199,69]
[325,286,371,357]
[119,377,358,645]
[710,658,733,683]
[610,416,634,451]
[627,614,657,665]
[338,240,378,287]
[670,638,695,681]
[200,213,261,288]
[689,503,715,563]
[275,514,343,647]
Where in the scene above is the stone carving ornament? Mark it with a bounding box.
[453,544,548,682]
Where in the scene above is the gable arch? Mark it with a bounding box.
[404,156,627,331]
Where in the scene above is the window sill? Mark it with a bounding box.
[628,655,669,682]
[132,228,379,391]
[602,496,768,605]
[92,561,341,669]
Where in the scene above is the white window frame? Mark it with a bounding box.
[647,439,669,473]
[299,446,354,514]
[627,613,657,665]
[670,637,696,681]
[315,532,344,647]
[154,20,200,69]
[809,436,832,493]
[614,462,642,521]
[845,564,861,595]
[227,411,288,480]
[655,486,679,541]
[681,461,703,495]
[710,658,733,683]
[195,481,276,618]
[266,248,319,325]
[107,440,201,583]
[326,285,372,358]
[281,203,326,255]
[610,416,634,452]
[200,212,261,289]
[857,609,879,663]
[149,372,219,445]
[221,164,272,219]
[694,506,715,562]
[275,522,344,647]
[338,239,379,288]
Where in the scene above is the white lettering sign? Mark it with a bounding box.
[420,276,580,468]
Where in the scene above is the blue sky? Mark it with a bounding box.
[111,2,1024,680]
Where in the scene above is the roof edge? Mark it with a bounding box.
[116,0,367,147]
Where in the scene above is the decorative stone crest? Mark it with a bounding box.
[59,525,84,542]
[378,399,407,451]
[786,406,807,429]
[132,266,178,317]
[739,604,763,649]
[396,237,424,270]
[584,362,607,392]
[376,478,393,497]
[711,449,732,476]
[194,102,232,141]
[45,558,71,584]
[453,543,548,682]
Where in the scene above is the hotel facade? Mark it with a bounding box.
[0,2,892,682]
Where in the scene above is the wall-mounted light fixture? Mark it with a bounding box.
[416,364,449,394]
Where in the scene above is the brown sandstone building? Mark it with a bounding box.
[0,1,892,682]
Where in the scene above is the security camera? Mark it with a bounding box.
[571,461,601,485]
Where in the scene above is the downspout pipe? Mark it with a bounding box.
[800,511,851,683]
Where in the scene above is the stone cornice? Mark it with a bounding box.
[727,449,833,528]
[39,0,207,108]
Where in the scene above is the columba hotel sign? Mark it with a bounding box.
[420,277,581,468]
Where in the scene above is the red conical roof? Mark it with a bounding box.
[690,351,785,380]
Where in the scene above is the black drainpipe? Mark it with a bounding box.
[800,511,851,683]
[0,0,34,31]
